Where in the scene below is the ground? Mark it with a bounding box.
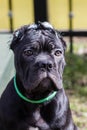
[67,90,87,130]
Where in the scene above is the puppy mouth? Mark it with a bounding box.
[27,77,58,99]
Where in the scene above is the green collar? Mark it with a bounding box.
[14,75,57,104]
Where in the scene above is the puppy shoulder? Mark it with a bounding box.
[0,78,21,120]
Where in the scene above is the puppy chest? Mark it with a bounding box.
[32,108,49,129]
[33,108,45,125]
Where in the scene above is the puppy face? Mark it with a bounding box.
[10,22,66,95]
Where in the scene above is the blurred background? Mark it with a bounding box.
[0,0,87,129]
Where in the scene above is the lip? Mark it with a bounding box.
[25,73,59,100]
[30,76,58,94]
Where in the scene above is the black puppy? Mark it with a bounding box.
[0,22,77,130]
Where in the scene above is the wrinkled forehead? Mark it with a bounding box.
[22,29,63,50]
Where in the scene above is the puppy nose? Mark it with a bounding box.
[37,60,53,70]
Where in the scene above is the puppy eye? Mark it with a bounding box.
[55,50,62,56]
[23,49,33,56]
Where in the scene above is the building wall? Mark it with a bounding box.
[48,0,87,30]
[0,0,87,31]
[0,0,34,30]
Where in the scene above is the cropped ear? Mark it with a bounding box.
[60,37,67,52]
[10,25,29,51]
[56,31,67,52]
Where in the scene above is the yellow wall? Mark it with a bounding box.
[48,0,87,30]
[73,0,87,30]
[47,0,68,30]
[0,0,34,31]
[13,0,34,29]
[0,0,9,30]
[0,0,87,31]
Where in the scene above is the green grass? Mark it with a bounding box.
[67,90,87,130]
[64,53,87,90]
[64,52,87,130]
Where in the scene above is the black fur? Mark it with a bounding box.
[0,22,77,130]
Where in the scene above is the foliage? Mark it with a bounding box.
[63,53,87,90]
[63,53,87,129]
[67,90,87,130]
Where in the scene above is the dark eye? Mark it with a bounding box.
[23,49,33,56]
[55,50,62,56]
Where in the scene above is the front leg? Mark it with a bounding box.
[35,118,51,130]
[40,90,77,130]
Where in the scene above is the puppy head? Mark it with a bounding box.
[10,22,66,95]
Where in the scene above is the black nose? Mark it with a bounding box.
[36,60,53,71]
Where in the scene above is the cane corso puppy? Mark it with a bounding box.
[0,22,77,130]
